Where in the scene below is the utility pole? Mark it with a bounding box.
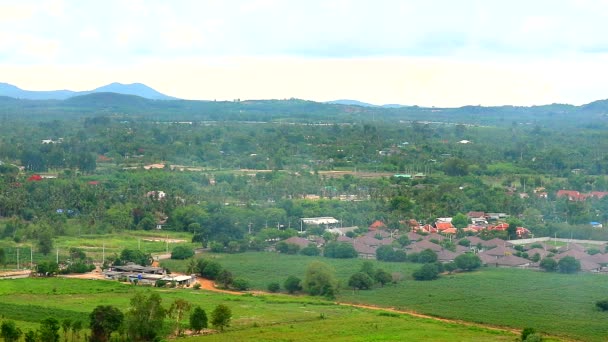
[56,248,59,264]
[30,245,33,269]
[16,248,19,270]
[102,242,105,265]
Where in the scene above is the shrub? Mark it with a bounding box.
[413,263,440,281]
[558,256,580,274]
[192,283,201,290]
[454,253,481,271]
[596,299,608,311]
[232,278,250,291]
[300,244,320,256]
[284,275,302,294]
[348,272,373,290]
[539,257,557,272]
[267,282,280,293]
[171,245,195,260]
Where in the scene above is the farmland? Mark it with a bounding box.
[163,251,608,341]
[0,277,519,341]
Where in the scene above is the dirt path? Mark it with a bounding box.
[335,302,521,335]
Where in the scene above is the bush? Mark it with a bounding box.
[558,256,580,274]
[267,282,280,293]
[454,253,481,271]
[413,263,440,281]
[596,299,608,311]
[324,242,358,259]
[232,278,250,291]
[300,244,320,256]
[284,275,302,294]
[348,272,373,290]
[171,245,195,260]
[155,279,167,287]
[539,257,558,272]
[192,283,201,290]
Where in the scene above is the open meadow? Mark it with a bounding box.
[162,251,608,341]
[0,277,520,341]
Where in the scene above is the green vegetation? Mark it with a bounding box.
[164,252,608,341]
[0,277,519,341]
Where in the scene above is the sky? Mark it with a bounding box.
[1,0,608,107]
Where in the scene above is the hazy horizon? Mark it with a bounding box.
[2,1,608,107]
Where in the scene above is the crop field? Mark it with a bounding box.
[0,277,519,341]
[162,251,608,341]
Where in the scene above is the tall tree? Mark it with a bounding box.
[189,306,208,334]
[210,304,232,331]
[126,292,167,342]
[169,299,192,337]
[89,305,124,342]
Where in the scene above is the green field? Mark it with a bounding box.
[0,277,519,341]
[162,251,608,341]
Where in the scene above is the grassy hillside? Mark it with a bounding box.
[0,277,518,341]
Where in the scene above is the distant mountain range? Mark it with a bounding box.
[0,82,176,100]
[326,99,409,108]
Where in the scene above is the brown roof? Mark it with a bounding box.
[526,248,550,259]
[580,259,601,272]
[284,236,312,248]
[423,233,446,241]
[337,235,353,243]
[353,242,377,256]
[585,253,608,264]
[484,245,517,257]
[495,255,531,267]
[480,238,513,248]
[437,249,460,262]
[554,249,590,261]
[477,252,498,264]
[407,240,442,252]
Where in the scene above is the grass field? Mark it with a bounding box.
[162,251,608,341]
[0,231,197,270]
[0,277,519,341]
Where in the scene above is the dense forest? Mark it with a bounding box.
[1,93,608,249]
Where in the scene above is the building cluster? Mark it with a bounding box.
[103,263,196,286]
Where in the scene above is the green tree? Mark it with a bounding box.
[267,282,280,292]
[451,213,469,228]
[38,317,60,342]
[374,268,392,286]
[61,319,71,342]
[300,244,320,256]
[348,272,374,290]
[171,245,194,260]
[217,269,234,288]
[454,253,481,271]
[38,229,54,255]
[211,304,232,331]
[413,263,440,281]
[302,261,338,298]
[0,247,6,266]
[189,306,208,334]
[417,249,438,263]
[539,257,558,272]
[126,292,167,342]
[284,275,302,294]
[1,320,22,342]
[197,259,223,279]
[89,305,124,342]
[169,298,192,337]
[232,278,251,291]
[24,330,36,342]
[558,256,581,274]
[376,245,396,261]
[71,320,83,342]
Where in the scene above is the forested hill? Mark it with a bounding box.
[0,92,606,128]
